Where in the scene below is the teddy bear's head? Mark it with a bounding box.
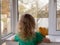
[39,27,48,36]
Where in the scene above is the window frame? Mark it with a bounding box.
[0,0,2,44]
[1,0,60,44]
[49,0,60,35]
[1,0,18,44]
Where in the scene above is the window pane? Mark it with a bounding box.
[37,0,49,36]
[18,0,49,36]
[57,0,60,31]
[18,0,37,19]
[1,0,11,36]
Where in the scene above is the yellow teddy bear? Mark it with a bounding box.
[39,27,48,36]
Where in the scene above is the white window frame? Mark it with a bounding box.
[1,0,18,44]
[0,0,2,44]
[49,0,60,35]
[1,0,60,44]
[10,0,18,33]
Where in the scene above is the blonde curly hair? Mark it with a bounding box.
[17,14,36,41]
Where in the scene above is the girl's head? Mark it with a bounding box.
[17,14,35,40]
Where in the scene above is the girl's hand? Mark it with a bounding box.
[42,38,50,43]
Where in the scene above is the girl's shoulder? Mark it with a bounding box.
[35,32,45,42]
[36,32,42,36]
[36,32,45,37]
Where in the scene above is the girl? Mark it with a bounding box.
[14,14,50,45]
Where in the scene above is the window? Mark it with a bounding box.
[57,0,60,31]
[18,0,49,35]
[18,0,37,19]
[1,0,11,37]
[49,0,60,35]
[1,0,18,44]
[37,0,49,28]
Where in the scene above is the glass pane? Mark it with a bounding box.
[1,0,11,36]
[18,0,37,19]
[57,0,60,31]
[37,0,49,36]
[18,0,49,36]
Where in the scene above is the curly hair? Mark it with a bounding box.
[17,14,36,41]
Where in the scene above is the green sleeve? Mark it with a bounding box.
[14,34,19,42]
[36,32,44,43]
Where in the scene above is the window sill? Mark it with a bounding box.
[2,33,15,40]
[46,35,60,42]
[1,33,15,44]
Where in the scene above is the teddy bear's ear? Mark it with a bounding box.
[39,27,48,36]
[39,27,42,29]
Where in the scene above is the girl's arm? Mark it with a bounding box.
[37,38,50,45]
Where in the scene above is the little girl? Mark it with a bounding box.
[14,14,50,45]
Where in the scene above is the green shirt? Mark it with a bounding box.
[14,32,44,45]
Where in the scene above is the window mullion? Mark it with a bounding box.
[49,0,57,35]
[0,0,2,44]
[10,0,18,33]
